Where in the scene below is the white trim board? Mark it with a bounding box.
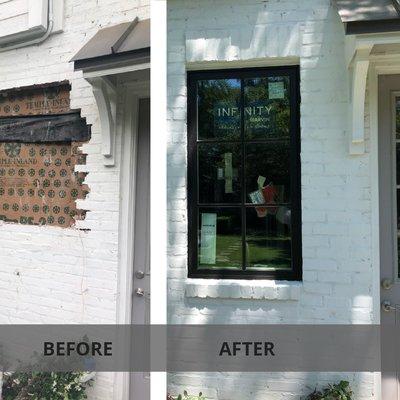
[391,91,400,284]
[150,1,167,398]
[83,63,150,79]
[347,33,400,155]
[186,57,300,71]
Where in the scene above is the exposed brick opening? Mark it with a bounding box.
[0,82,91,228]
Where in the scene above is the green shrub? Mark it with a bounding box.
[168,381,352,400]
[2,371,93,400]
[167,390,206,400]
[304,380,353,400]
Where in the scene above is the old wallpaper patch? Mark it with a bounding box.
[0,83,90,228]
[0,83,70,117]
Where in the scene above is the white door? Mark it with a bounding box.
[130,97,150,399]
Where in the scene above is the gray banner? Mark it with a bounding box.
[0,325,395,372]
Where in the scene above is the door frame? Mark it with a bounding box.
[369,63,400,400]
[390,89,400,287]
[114,80,150,400]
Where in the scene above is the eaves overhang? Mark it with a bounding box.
[333,1,400,155]
[334,0,400,35]
[333,0,400,35]
[71,18,150,74]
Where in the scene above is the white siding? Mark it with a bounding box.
[0,0,29,37]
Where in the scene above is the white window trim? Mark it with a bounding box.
[185,279,302,300]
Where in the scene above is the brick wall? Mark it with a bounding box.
[167,0,376,399]
[0,1,149,399]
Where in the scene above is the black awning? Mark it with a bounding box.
[71,18,150,72]
[334,0,400,34]
[0,113,91,143]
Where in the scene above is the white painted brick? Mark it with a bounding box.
[318,271,352,284]
[0,1,149,399]
[168,0,375,397]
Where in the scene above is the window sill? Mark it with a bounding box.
[185,279,302,300]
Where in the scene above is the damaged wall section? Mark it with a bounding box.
[0,82,91,227]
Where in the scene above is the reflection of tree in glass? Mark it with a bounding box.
[244,77,290,138]
[198,143,241,203]
[246,142,290,203]
[245,206,292,270]
[198,79,241,140]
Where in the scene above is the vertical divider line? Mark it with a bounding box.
[150,1,167,398]
[241,77,246,270]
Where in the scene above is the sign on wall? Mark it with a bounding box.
[0,82,90,228]
[0,83,71,117]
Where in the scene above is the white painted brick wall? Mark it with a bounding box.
[0,1,149,399]
[167,0,376,399]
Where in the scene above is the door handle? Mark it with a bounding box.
[381,279,394,290]
[382,300,397,312]
[135,288,145,297]
[135,270,145,279]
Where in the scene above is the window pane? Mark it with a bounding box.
[244,76,290,139]
[198,208,242,270]
[245,142,290,204]
[198,143,241,203]
[197,79,241,140]
[246,207,292,271]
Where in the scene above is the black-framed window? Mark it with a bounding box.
[187,66,302,280]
